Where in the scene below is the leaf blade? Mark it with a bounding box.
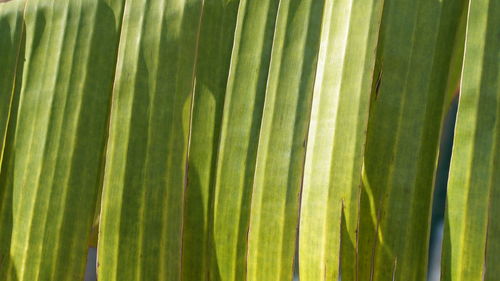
[97,0,202,280]
[181,1,240,281]
[357,0,467,279]
[442,0,500,280]
[297,0,383,280]
[244,0,324,280]
[0,0,123,280]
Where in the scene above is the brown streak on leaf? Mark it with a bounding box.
[374,69,383,100]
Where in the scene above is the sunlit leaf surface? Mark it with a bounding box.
[0,0,122,280]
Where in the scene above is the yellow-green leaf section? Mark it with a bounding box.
[0,0,24,168]
[441,0,500,280]
[357,0,467,280]
[0,0,26,273]
[298,0,383,280]
[97,0,202,280]
[245,0,324,281]
[181,1,239,281]
[208,0,279,280]
[0,0,123,280]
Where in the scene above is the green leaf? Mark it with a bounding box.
[357,0,467,280]
[97,0,202,280]
[245,0,324,281]
[0,0,25,274]
[441,0,500,280]
[2,0,497,280]
[297,0,383,280]
[0,0,122,280]
[181,1,240,281]
[208,0,279,280]
[442,2,468,108]
[0,0,24,168]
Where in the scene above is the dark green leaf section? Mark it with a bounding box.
[245,0,324,280]
[97,0,203,280]
[442,3,468,108]
[0,0,24,167]
[209,0,279,280]
[297,0,383,280]
[0,0,123,280]
[181,1,240,281]
[442,0,500,280]
[0,0,25,275]
[357,0,467,280]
